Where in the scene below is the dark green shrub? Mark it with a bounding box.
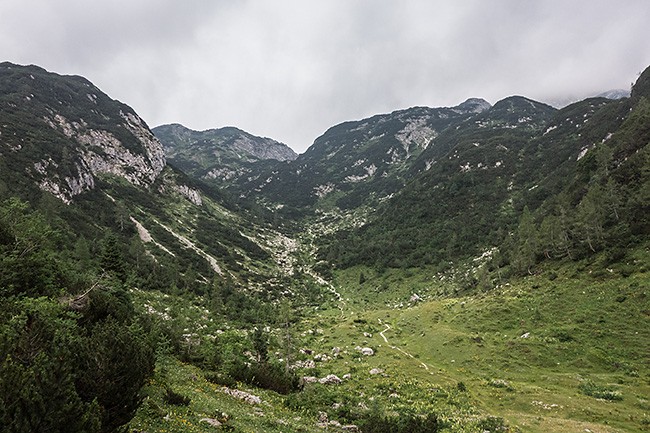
[476,416,507,431]
[205,372,237,388]
[227,359,300,395]
[360,412,439,433]
[143,399,167,419]
[553,328,574,342]
[75,318,154,432]
[163,388,191,406]
[579,381,623,401]
[0,297,102,433]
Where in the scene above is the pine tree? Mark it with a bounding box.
[576,185,606,252]
[75,318,154,433]
[476,265,491,291]
[604,177,621,221]
[252,327,269,364]
[100,232,126,282]
[0,298,102,433]
[278,300,294,374]
[512,206,537,275]
[554,194,574,260]
[538,215,558,259]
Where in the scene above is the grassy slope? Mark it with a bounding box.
[323,249,650,432]
[129,246,650,432]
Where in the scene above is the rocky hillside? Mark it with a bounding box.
[153,123,297,189]
[323,74,650,272]
[0,62,166,203]
[229,99,492,213]
[0,62,299,292]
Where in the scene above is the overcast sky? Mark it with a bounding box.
[2,0,650,153]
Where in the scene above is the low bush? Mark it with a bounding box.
[579,381,623,401]
[163,388,191,406]
[227,360,300,395]
[359,412,439,433]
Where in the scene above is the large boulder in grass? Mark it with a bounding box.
[319,374,343,384]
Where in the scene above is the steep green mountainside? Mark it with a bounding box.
[152,123,297,189]
[169,99,492,218]
[322,85,647,273]
[320,96,561,268]
[255,99,491,212]
[0,62,311,298]
[0,62,165,203]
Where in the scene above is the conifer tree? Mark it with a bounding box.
[252,327,269,364]
[555,194,574,259]
[100,232,126,282]
[576,185,606,252]
[476,265,491,291]
[0,298,102,433]
[512,206,537,275]
[278,300,294,374]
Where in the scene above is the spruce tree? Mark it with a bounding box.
[512,206,537,275]
[100,232,126,282]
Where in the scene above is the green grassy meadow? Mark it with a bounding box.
[129,247,650,432]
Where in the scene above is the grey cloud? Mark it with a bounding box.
[1,0,650,153]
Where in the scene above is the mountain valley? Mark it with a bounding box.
[1,61,649,433]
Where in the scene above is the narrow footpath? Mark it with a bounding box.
[378,319,430,371]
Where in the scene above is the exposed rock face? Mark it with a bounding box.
[199,418,222,427]
[294,359,316,369]
[173,184,202,206]
[43,112,166,203]
[155,123,298,163]
[220,387,263,404]
[452,97,492,114]
[0,62,166,204]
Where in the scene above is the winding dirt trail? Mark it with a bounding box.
[378,320,430,371]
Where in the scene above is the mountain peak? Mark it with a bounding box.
[452,98,492,114]
[631,65,650,101]
[596,89,630,100]
[154,124,297,163]
[0,63,165,203]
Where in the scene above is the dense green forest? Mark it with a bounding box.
[0,197,154,432]
[319,74,650,280]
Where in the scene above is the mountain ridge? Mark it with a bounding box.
[0,61,166,203]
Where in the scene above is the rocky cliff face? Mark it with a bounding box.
[155,124,297,162]
[0,62,166,203]
[153,124,296,187]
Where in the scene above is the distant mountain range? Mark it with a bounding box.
[544,88,630,108]
[153,123,297,189]
[2,59,650,279]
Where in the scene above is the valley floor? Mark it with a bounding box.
[129,253,650,433]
